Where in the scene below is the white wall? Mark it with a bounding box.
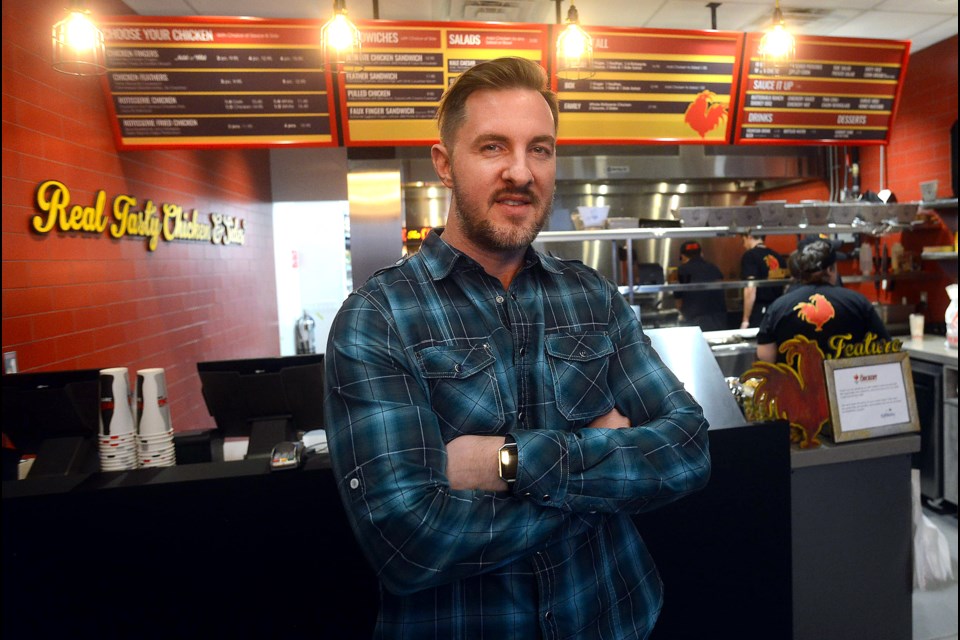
[272,201,350,356]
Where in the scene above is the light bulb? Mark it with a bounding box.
[327,14,356,51]
[64,10,99,52]
[760,24,794,59]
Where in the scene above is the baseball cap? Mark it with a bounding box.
[680,241,702,257]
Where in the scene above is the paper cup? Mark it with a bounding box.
[99,368,135,436]
[909,313,925,340]
[136,368,172,436]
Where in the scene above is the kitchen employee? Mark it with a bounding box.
[674,240,728,331]
[324,56,711,640]
[739,232,785,329]
[756,239,891,363]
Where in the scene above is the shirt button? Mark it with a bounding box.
[544,611,553,620]
[518,346,525,357]
[349,478,360,490]
[579,350,587,357]
[496,295,504,303]
[542,495,550,501]
[454,364,462,373]
[518,411,525,423]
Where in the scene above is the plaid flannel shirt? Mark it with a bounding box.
[325,229,711,640]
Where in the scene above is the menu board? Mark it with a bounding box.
[734,34,910,145]
[99,16,338,149]
[553,27,745,144]
[341,20,548,146]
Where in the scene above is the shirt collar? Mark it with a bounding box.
[419,227,563,281]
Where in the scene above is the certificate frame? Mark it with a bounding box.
[823,352,919,443]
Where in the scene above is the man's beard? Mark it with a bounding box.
[450,182,554,253]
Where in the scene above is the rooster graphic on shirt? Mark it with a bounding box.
[793,293,835,331]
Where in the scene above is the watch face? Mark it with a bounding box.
[499,442,518,482]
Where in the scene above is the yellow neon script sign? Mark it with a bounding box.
[827,332,902,360]
[32,180,245,251]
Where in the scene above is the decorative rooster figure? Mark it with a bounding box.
[684,90,728,138]
[740,335,830,448]
[793,293,835,332]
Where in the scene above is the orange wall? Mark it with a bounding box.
[2,1,279,431]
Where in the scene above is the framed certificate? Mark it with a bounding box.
[823,352,919,443]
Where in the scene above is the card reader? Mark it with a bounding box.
[269,441,303,471]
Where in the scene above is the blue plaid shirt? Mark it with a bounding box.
[325,229,711,640]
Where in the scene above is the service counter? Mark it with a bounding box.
[1,328,921,639]
[896,335,958,506]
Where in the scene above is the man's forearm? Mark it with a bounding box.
[741,286,756,327]
[445,408,630,491]
[446,435,507,491]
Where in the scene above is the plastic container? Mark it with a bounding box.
[946,284,958,350]
[859,243,873,276]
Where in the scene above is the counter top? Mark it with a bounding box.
[790,433,920,469]
[895,335,959,366]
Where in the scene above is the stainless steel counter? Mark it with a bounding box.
[895,334,959,366]
[647,326,748,429]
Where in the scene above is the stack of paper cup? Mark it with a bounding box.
[136,368,176,468]
[98,367,139,472]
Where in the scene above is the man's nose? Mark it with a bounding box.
[502,152,534,186]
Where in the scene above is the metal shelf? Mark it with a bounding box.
[535,222,915,244]
[921,251,959,261]
[919,198,959,211]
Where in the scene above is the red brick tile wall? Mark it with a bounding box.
[2,1,279,431]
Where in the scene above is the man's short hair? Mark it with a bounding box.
[680,241,702,258]
[435,57,559,147]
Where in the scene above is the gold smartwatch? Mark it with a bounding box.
[498,436,518,484]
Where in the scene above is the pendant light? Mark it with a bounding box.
[556,0,594,79]
[320,0,363,71]
[757,0,796,64]
[51,1,106,76]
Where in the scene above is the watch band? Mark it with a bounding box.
[498,436,518,484]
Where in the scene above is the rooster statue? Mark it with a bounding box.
[740,335,830,448]
[793,293,835,332]
[684,90,728,139]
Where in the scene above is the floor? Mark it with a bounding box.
[914,503,959,640]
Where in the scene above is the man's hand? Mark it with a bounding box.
[446,435,508,491]
[585,407,630,429]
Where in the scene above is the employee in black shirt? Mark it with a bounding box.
[756,239,890,363]
[739,233,785,329]
[674,241,728,332]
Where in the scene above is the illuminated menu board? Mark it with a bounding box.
[734,34,910,145]
[341,20,548,146]
[100,17,338,149]
[553,27,745,144]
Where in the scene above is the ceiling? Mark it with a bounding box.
[122,0,958,52]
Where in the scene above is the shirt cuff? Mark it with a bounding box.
[510,429,569,508]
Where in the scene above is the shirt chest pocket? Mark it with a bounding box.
[546,333,616,421]
[416,344,505,438]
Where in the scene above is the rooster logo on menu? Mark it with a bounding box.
[794,294,836,332]
[684,90,728,138]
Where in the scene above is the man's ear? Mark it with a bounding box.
[431,143,454,188]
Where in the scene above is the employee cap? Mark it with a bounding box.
[680,241,702,257]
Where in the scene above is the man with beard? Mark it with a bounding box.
[324,57,711,640]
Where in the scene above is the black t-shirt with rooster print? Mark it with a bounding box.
[757,283,891,363]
